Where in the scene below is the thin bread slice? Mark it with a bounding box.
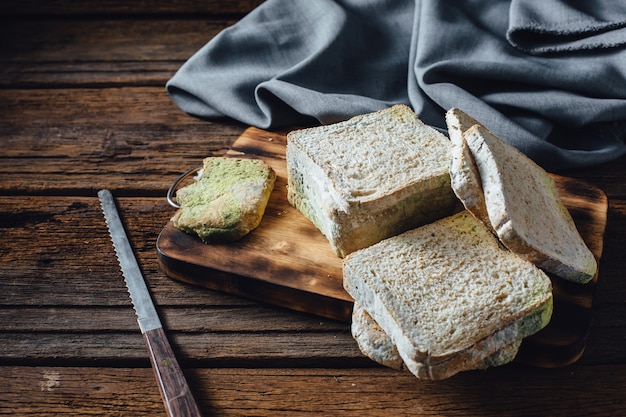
[464,124,597,283]
[445,107,480,147]
[286,104,457,257]
[446,108,491,227]
[351,301,405,370]
[352,302,521,372]
[343,211,553,380]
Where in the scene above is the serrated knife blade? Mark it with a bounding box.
[98,189,203,417]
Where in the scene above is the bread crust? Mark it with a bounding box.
[351,302,405,370]
[450,136,492,228]
[446,108,491,228]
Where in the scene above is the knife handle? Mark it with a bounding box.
[143,327,204,417]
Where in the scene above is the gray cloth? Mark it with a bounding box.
[507,0,626,54]
[166,0,626,171]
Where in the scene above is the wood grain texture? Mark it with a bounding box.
[158,127,608,367]
[1,3,626,415]
[0,19,237,88]
[3,365,626,416]
[0,196,363,367]
[0,88,246,194]
[2,0,264,16]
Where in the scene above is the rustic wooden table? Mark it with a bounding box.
[1,2,625,416]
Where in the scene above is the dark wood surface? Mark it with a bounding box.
[1,2,625,416]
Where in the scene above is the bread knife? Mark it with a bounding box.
[98,189,204,417]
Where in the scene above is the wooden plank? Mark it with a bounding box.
[2,364,626,416]
[0,332,364,365]
[0,88,246,193]
[2,0,264,16]
[0,88,209,126]
[0,367,164,417]
[0,19,236,87]
[0,306,349,333]
[2,324,625,366]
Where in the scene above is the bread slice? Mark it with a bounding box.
[446,107,480,148]
[463,124,597,283]
[172,157,276,242]
[286,105,457,257]
[351,302,521,372]
[351,301,405,370]
[446,108,491,227]
[343,211,553,380]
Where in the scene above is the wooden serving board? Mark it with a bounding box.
[157,127,608,368]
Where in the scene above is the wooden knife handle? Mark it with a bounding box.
[143,327,204,417]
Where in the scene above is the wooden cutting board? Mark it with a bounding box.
[157,127,608,368]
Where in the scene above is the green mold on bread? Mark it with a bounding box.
[172,157,276,243]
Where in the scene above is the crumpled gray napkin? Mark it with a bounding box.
[166,0,626,171]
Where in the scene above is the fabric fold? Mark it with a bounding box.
[167,0,626,171]
[507,0,626,55]
[410,0,626,169]
[166,0,414,128]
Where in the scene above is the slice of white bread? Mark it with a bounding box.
[286,105,457,257]
[446,108,491,228]
[343,211,553,380]
[351,302,521,372]
[446,107,479,147]
[462,123,597,283]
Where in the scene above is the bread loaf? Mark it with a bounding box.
[286,105,457,257]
